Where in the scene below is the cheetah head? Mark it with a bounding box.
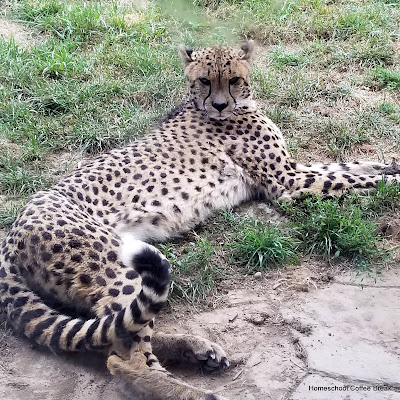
[179,41,257,120]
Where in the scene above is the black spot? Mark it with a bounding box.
[333,183,344,190]
[109,288,119,297]
[323,181,332,189]
[55,230,65,238]
[122,285,134,295]
[69,240,82,249]
[93,241,103,252]
[151,216,161,226]
[304,178,315,188]
[71,228,85,237]
[14,296,29,308]
[71,254,82,263]
[52,244,63,253]
[105,268,116,278]
[42,252,52,262]
[53,261,65,270]
[126,270,138,280]
[99,236,108,244]
[89,251,100,261]
[111,303,122,312]
[89,262,100,271]
[96,276,107,286]
[80,274,92,285]
[107,251,118,262]
[31,235,40,245]
[42,232,52,241]
[9,286,20,295]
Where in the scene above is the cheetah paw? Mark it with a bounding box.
[182,336,229,372]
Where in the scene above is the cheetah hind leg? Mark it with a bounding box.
[152,332,229,371]
[279,170,400,201]
[107,353,230,400]
[298,159,400,176]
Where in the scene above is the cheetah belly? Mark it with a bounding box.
[113,156,254,243]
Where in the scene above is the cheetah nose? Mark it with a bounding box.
[212,102,228,112]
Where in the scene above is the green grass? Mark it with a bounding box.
[0,155,48,195]
[357,180,400,217]
[269,48,307,67]
[0,202,24,229]
[378,102,400,122]
[323,120,369,160]
[227,216,299,272]
[280,196,385,265]
[321,109,399,160]
[372,67,400,90]
[159,236,222,304]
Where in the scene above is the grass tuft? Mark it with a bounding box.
[0,202,24,229]
[358,180,400,217]
[0,156,48,195]
[281,196,384,265]
[323,119,369,160]
[378,102,400,122]
[227,216,299,272]
[159,236,221,304]
[372,67,400,90]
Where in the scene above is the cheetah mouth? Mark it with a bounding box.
[210,114,230,121]
[205,109,233,121]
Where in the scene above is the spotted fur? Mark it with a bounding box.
[0,41,399,400]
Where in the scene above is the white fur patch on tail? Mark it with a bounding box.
[120,234,164,267]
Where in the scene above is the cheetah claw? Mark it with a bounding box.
[184,341,229,372]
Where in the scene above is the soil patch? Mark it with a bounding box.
[0,18,47,48]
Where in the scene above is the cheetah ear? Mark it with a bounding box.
[179,44,194,67]
[239,40,255,63]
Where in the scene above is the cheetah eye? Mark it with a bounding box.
[229,77,240,85]
[199,77,211,86]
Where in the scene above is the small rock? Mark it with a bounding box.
[254,272,262,280]
[246,314,266,326]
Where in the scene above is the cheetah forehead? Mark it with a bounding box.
[185,45,252,79]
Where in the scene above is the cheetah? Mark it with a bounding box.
[1,40,399,400]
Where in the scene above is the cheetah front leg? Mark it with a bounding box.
[152,332,229,371]
[107,353,230,400]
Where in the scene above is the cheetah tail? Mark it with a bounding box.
[0,264,106,352]
[0,247,170,353]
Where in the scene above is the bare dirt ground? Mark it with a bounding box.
[0,17,47,48]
